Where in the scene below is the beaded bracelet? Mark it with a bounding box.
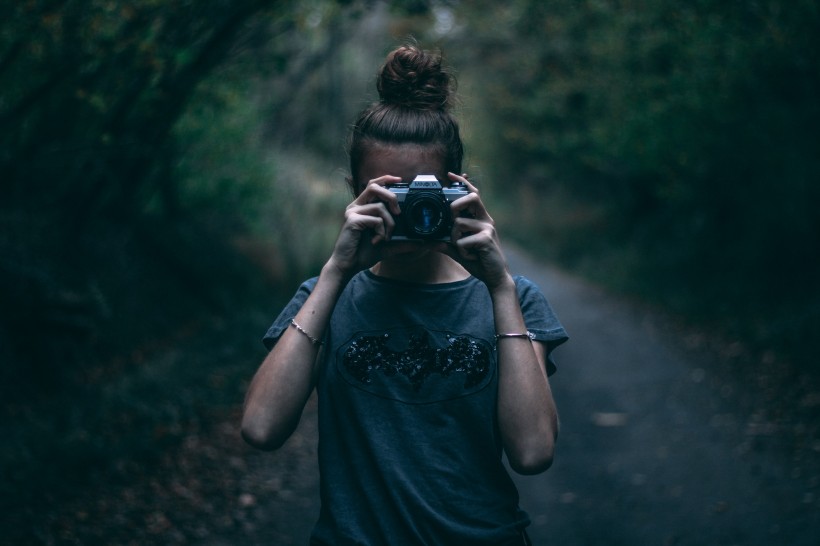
[494,331,535,341]
[290,319,324,346]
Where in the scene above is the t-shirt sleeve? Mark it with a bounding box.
[514,275,569,376]
[262,277,319,351]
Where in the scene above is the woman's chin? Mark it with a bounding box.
[387,241,434,261]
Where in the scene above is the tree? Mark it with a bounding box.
[0,0,283,224]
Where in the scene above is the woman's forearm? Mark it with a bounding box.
[491,276,558,474]
[241,262,349,450]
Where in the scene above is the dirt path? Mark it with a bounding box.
[504,247,819,545]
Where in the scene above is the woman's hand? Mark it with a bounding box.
[438,172,513,291]
[325,175,419,278]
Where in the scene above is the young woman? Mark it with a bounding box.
[241,43,568,545]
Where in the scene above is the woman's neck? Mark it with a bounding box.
[370,251,470,284]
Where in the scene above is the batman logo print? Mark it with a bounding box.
[338,328,493,403]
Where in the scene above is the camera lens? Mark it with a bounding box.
[404,193,448,238]
[412,202,439,232]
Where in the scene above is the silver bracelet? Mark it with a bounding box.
[494,331,535,341]
[290,319,324,346]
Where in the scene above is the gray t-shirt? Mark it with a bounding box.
[264,270,568,545]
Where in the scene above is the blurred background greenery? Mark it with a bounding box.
[1,0,818,542]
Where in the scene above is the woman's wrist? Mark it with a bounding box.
[486,272,516,297]
[321,258,356,287]
[488,274,525,335]
[294,261,351,340]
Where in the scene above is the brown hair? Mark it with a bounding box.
[346,44,464,194]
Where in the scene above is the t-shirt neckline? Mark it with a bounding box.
[363,269,476,290]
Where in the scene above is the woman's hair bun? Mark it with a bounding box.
[377,44,454,111]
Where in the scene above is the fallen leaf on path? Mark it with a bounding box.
[591,412,629,427]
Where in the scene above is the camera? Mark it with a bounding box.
[386,175,470,241]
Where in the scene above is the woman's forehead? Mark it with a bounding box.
[357,144,446,184]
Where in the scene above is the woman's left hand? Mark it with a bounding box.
[436,172,513,291]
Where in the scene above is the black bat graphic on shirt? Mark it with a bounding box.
[342,330,490,392]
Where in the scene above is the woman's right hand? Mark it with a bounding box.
[325,176,403,277]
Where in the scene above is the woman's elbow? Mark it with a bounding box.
[240,415,292,451]
[508,429,557,475]
[509,446,555,475]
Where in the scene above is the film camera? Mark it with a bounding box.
[386,175,470,240]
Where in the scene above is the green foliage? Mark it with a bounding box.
[454,0,820,365]
[171,76,276,223]
[0,0,298,397]
[0,0,280,222]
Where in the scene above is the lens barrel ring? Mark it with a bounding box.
[402,191,450,239]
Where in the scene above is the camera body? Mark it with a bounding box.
[387,175,470,241]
